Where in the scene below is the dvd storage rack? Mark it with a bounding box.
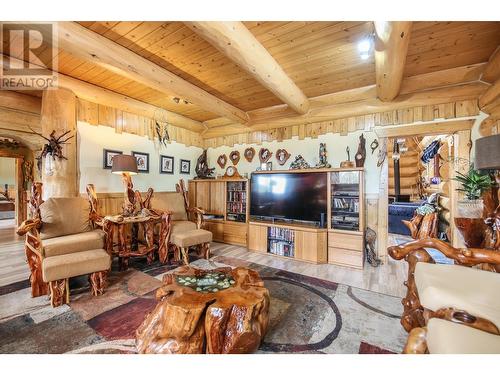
[331,171,360,231]
[267,226,295,258]
[226,181,247,222]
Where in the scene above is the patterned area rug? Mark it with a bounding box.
[0,254,406,354]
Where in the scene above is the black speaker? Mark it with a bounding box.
[320,213,326,228]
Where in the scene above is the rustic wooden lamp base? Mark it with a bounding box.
[136,266,270,354]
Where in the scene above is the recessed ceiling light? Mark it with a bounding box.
[357,39,372,53]
[360,53,370,60]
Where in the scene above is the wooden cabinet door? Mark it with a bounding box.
[206,222,224,242]
[295,231,327,263]
[248,224,267,253]
[195,181,210,212]
[210,181,225,216]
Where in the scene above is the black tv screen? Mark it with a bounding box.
[250,172,327,225]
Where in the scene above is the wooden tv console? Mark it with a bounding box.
[188,168,365,269]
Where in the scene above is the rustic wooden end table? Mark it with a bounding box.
[136,266,270,354]
[103,212,170,270]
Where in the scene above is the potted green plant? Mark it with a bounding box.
[453,164,493,218]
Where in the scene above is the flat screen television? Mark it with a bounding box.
[250,172,327,226]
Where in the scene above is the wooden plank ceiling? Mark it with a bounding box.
[7,21,500,126]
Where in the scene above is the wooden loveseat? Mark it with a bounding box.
[16,183,111,307]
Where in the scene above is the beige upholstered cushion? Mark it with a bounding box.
[152,220,197,238]
[426,318,500,354]
[43,230,105,258]
[150,192,188,221]
[172,220,197,234]
[40,197,92,239]
[42,249,111,282]
[415,262,500,327]
[171,229,212,248]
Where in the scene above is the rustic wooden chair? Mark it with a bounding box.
[149,179,210,264]
[16,183,111,307]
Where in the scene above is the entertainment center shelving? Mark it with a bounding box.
[188,167,365,268]
[188,178,248,246]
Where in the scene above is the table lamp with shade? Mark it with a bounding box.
[111,154,138,216]
[475,133,500,212]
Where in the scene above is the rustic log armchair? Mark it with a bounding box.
[388,238,500,353]
[150,179,211,264]
[16,183,111,307]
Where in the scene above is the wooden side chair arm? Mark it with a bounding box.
[16,218,42,236]
[187,207,205,229]
[388,238,500,267]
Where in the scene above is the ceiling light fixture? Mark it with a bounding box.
[358,38,372,60]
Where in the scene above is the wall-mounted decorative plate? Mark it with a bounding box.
[217,154,227,169]
[229,150,240,165]
[244,147,255,162]
[259,148,272,163]
[276,149,291,165]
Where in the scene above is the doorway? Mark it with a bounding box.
[387,134,454,248]
[0,157,16,229]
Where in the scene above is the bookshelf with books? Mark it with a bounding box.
[226,181,247,223]
[188,178,248,246]
[328,169,365,269]
[267,226,295,258]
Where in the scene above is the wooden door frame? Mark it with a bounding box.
[374,119,475,261]
[0,149,28,227]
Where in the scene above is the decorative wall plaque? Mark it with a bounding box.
[259,148,272,163]
[276,149,291,166]
[217,154,227,169]
[244,147,255,162]
[229,150,240,165]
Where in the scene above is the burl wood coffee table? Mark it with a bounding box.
[136,266,270,354]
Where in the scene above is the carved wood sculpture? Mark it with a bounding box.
[276,149,291,166]
[403,212,438,240]
[195,149,215,179]
[89,270,108,296]
[17,183,46,297]
[259,148,272,163]
[403,327,428,354]
[86,184,104,228]
[244,147,255,162]
[355,133,367,167]
[28,128,75,172]
[136,266,270,354]
[217,154,227,169]
[388,238,500,333]
[229,150,240,165]
[121,172,137,216]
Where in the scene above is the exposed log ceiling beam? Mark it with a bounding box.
[202,82,487,138]
[374,119,474,138]
[374,21,413,101]
[481,46,500,83]
[479,78,500,114]
[57,22,249,124]
[185,21,310,115]
[0,54,204,133]
[0,91,41,114]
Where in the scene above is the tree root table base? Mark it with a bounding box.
[136,266,270,354]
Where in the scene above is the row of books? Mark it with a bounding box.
[227,191,246,202]
[268,227,295,242]
[268,240,294,258]
[227,201,246,214]
[332,198,360,212]
[227,182,246,191]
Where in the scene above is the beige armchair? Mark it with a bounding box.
[388,238,500,353]
[151,180,212,264]
[16,183,111,307]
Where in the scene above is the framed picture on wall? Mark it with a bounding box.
[160,155,174,174]
[103,149,123,169]
[132,151,149,173]
[180,159,191,174]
